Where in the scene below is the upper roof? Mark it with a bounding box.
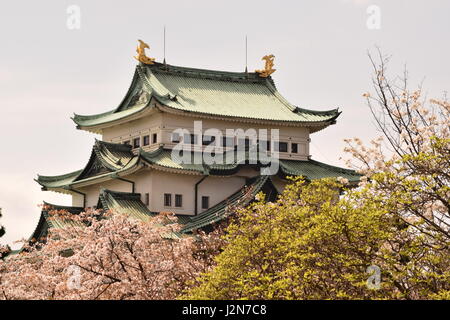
[72,63,340,132]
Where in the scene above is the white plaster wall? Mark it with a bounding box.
[101,111,312,160]
[149,171,201,215]
[70,167,280,214]
[161,113,311,160]
[128,170,153,205]
[76,179,132,208]
[197,175,246,213]
[147,170,248,215]
[102,111,163,145]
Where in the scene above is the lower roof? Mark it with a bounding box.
[36,141,361,194]
[29,175,276,244]
[29,202,85,243]
[97,189,156,222]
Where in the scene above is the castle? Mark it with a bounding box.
[31,41,360,240]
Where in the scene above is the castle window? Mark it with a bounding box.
[184,134,198,145]
[152,133,158,144]
[171,132,181,143]
[274,141,288,152]
[143,135,150,146]
[291,143,298,154]
[238,138,253,151]
[222,136,234,148]
[202,135,216,146]
[202,196,210,209]
[133,137,140,148]
[175,194,183,207]
[144,193,149,206]
[164,193,172,207]
[259,140,271,151]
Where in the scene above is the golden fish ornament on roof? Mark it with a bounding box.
[255,54,276,78]
[134,39,155,65]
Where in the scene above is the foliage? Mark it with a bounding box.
[0,210,220,300]
[1,50,449,300]
[185,52,450,300]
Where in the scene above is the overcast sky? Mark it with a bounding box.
[1,0,449,248]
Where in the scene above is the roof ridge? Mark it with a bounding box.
[147,62,265,82]
[293,106,340,116]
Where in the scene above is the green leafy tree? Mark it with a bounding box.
[185,175,449,299]
[185,178,397,299]
[185,52,450,300]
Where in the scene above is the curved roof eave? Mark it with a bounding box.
[70,62,342,131]
[156,103,340,128]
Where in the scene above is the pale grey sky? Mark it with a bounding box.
[1,0,449,248]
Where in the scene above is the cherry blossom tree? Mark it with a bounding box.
[346,49,449,243]
[344,50,450,298]
[0,208,222,300]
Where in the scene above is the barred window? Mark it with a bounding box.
[143,135,150,146]
[133,137,140,148]
[291,143,298,153]
[201,196,210,209]
[164,193,172,207]
[175,194,183,208]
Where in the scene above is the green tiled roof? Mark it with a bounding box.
[30,176,273,244]
[29,203,85,242]
[139,148,251,174]
[279,159,362,182]
[75,139,135,181]
[73,63,340,130]
[98,189,156,222]
[97,189,184,239]
[140,148,209,174]
[36,139,361,192]
[29,160,359,245]
[36,170,83,190]
[36,140,138,192]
